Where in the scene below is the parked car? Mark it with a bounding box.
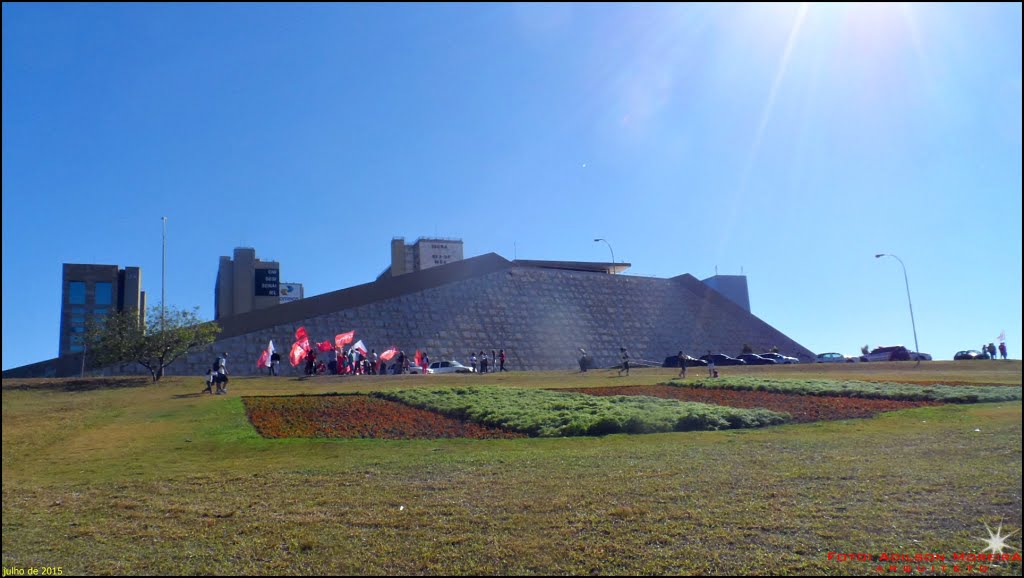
[908,351,932,361]
[954,350,990,360]
[662,355,708,368]
[426,360,475,374]
[738,354,777,365]
[816,352,857,363]
[759,352,799,364]
[699,354,747,366]
[860,346,911,362]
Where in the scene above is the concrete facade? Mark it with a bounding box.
[386,237,464,278]
[215,248,281,320]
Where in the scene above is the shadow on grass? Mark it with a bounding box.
[3,376,151,392]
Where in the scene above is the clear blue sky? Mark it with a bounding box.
[3,3,1021,370]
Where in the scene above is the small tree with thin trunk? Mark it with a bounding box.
[86,306,221,382]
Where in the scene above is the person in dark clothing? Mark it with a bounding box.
[499,349,507,372]
[270,351,281,376]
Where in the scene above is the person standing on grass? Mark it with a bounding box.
[499,349,507,372]
[677,351,687,379]
[270,350,281,376]
[618,347,630,376]
[215,352,229,394]
[999,342,1007,360]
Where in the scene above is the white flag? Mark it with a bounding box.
[351,340,367,355]
[997,331,1006,343]
[265,339,275,367]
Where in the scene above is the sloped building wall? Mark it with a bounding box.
[166,266,811,376]
[5,260,813,378]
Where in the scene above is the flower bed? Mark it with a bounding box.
[244,395,525,439]
[564,385,939,422]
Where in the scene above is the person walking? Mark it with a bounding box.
[215,352,229,394]
[677,351,687,379]
[999,342,1008,360]
[499,349,507,372]
[618,347,630,376]
[578,348,589,373]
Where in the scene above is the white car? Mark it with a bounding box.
[816,352,857,363]
[426,360,476,374]
[759,352,799,364]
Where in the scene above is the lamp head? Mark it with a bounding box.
[875,254,885,258]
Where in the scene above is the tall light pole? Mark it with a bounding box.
[594,238,615,274]
[162,216,167,332]
[875,253,920,366]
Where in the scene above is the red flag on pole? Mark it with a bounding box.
[335,331,355,349]
[380,347,397,361]
[289,338,310,366]
[414,350,422,368]
[295,327,308,342]
[257,349,269,369]
[317,340,334,352]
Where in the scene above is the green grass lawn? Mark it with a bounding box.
[3,362,1022,575]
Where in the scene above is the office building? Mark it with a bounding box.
[59,264,146,356]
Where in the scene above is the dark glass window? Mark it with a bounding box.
[95,282,113,305]
[69,282,86,305]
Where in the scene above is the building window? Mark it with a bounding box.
[69,281,86,305]
[71,316,86,325]
[94,308,108,317]
[95,282,113,305]
[69,345,84,353]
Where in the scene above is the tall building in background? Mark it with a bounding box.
[59,264,146,356]
[701,274,751,313]
[382,237,464,279]
[215,248,281,320]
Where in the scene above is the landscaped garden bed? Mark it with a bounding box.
[563,384,939,423]
[244,394,525,439]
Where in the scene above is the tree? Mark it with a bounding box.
[861,344,870,355]
[741,343,754,354]
[86,305,221,382]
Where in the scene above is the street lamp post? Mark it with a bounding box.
[594,238,615,274]
[875,253,920,366]
[162,216,167,332]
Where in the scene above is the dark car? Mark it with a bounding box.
[699,354,747,366]
[737,354,777,365]
[662,355,708,368]
[954,350,990,360]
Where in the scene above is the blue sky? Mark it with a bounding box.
[3,3,1021,370]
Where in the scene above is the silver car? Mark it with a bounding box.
[426,360,476,374]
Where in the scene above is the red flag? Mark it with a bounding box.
[335,331,355,349]
[257,349,269,369]
[295,327,308,342]
[317,340,334,352]
[414,350,422,368]
[289,338,310,366]
[380,347,397,361]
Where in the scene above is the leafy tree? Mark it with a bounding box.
[770,345,780,353]
[86,306,221,382]
[741,343,754,354]
[861,344,870,355]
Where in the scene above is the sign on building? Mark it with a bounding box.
[255,268,280,296]
[279,282,304,304]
